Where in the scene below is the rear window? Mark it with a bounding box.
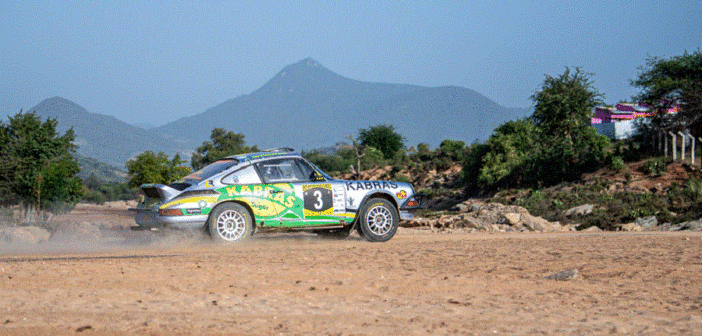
[183,159,239,181]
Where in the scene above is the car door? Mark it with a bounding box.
[255,158,348,227]
[290,158,350,227]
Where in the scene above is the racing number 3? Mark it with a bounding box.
[313,190,324,209]
[303,186,333,214]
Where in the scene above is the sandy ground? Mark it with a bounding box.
[1,205,702,335]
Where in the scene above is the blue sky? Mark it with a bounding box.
[1,1,700,126]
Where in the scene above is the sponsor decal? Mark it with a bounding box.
[345,181,398,191]
[247,152,288,160]
[197,200,208,208]
[332,184,345,213]
[205,180,213,188]
[185,208,201,214]
[220,184,298,218]
[396,190,407,199]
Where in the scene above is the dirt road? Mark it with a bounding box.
[1,229,701,335]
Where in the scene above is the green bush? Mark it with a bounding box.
[642,158,667,176]
[610,156,626,171]
[394,174,411,183]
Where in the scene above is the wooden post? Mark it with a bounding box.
[689,134,696,165]
[669,132,676,160]
[678,132,686,162]
[665,132,669,157]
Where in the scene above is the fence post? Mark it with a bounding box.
[669,132,677,160]
[678,132,686,162]
[689,134,696,165]
[665,132,669,157]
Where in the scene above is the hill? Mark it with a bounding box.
[29,97,193,167]
[155,58,528,152]
[30,58,529,167]
[74,155,127,184]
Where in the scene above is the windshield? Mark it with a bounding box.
[182,159,239,181]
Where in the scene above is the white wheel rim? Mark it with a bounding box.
[366,205,393,235]
[216,210,246,241]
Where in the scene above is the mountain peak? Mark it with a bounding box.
[256,58,352,95]
[278,57,327,77]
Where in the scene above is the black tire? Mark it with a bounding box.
[208,203,253,243]
[358,198,399,242]
[315,227,351,239]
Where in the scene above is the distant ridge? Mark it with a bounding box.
[154,58,528,152]
[30,58,528,166]
[30,97,192,167]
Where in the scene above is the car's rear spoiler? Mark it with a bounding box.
[140,184,181,202]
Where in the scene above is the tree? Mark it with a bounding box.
[463,68,610,190]
[632,49,702,134]
[528,67,610,184]
[0,111,83,212]
[476,120,538,186]
[191,128,258,170]
[357,124,404,160]
[126,151,191,188]
[531,67,604,137]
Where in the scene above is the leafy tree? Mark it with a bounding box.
[191,128,258,170]
[439,139,466,161]
[126,151,191,188]
[531,67,603,137]
[632,49,702,134]
[527,68,610,185]
[0,111,83,212]
[83,181,137,204]
[357,124,405,160]
[476,120,539,186]
[302,148,351,176]
[361,146,385,171]
[463,68,610,190]
[414,143,434,161]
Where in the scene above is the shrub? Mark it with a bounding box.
[610,156,626,171]
[642,158,667,176]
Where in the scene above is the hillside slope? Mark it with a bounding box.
[154,58,528,151]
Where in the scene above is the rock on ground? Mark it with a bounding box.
[403,200,568,233]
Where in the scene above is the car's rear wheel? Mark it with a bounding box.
[208,203,253,242]
[358,198,398,242]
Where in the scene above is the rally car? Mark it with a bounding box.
[131,148,422,242]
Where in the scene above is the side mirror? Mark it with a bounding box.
[310,171,325,182]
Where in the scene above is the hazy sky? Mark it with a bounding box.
[2,1,700,126]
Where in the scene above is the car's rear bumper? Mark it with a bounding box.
[399,211,414,220]
[130,208,208,229]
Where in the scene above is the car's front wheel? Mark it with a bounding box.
[358,198,399,242]
[208,203,253,243]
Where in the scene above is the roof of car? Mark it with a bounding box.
[224,148,300,163]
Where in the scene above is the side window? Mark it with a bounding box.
[222,165,262,185]
[294,159,319,181]
[256,159,308,183]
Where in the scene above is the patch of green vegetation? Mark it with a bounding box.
[492,175,702,230]
[642,158,668,176]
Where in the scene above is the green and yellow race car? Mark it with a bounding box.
[131,148,422,242]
